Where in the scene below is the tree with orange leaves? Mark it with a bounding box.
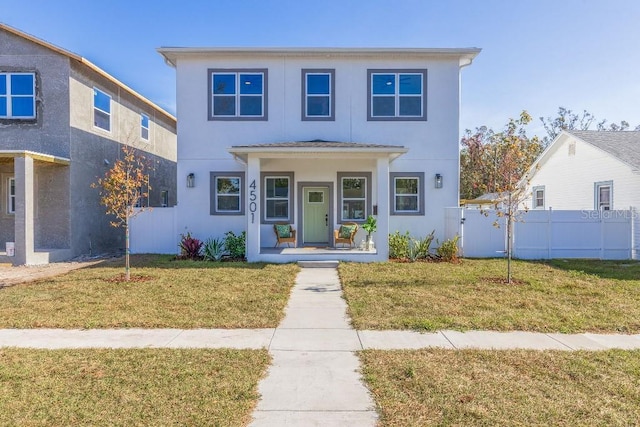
[92,145,151,281]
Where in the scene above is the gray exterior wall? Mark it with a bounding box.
[0,26,177,262]
[0,28,71,158]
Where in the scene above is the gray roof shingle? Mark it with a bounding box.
[230,140,404,149]
[567,130,640,170]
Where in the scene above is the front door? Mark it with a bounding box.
[303,187,329,245]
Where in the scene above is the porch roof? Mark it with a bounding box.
[0,150,70,165]
[227,140,408,163]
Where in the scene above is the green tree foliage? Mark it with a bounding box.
[460,111,543,200]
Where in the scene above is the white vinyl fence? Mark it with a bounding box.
[445,207,638,260]
[130,207,179,254]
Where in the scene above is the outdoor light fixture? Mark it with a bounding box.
[186,173,195,188]
[435,173,443,189]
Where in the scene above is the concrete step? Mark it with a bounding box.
[297,260,339,268]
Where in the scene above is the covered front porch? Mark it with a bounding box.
[227,141,407,263]
[259,245,377,263]
[0,151,71,265]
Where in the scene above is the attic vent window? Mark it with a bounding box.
[568,142,576,156]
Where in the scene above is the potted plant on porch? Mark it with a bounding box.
[362,215,377,251]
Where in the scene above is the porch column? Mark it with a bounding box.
[376,157,390,259]
[14,155,35,265]
[246,155,261,262]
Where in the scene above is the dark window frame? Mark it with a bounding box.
[390,172,425,215]
[261,172,294,224]
[208,68,268,121]
[367,69,427,121]
[301,68,335,121]
[210,172,246,215]
[337,172,372,224]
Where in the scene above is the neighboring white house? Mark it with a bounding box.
[524,130,640,211]
[157,47,480,262]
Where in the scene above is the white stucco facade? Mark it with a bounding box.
[159,47,480,262]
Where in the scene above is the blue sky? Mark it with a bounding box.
[2,0,639,137]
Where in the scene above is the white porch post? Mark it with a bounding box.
[376,157,390,260]
[246,155,261,262]
[14,155,35,265]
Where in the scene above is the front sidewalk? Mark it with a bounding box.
[2,328,639,351]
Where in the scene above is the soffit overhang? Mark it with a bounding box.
[227,141,408,164]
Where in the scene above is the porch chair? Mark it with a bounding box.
[274,223,296,248]
[334,222,359,248]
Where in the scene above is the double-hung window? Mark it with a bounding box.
[210,173,244,215]
[390,173,424,215]
[209,69,267,120]
[532,186,545,209]
[7,177,15,214]
[264,176,290,221]
[0,72,36,119]
[368,69,427,121]
[93,88,111,131]
[302,69,334,120]
[141,113,149,140]
[338,172,371,222]
[595,181,612,211]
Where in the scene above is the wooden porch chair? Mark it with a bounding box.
[274,223,296,248]
[334,222,359,248]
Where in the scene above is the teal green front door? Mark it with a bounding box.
[303,187,329,244]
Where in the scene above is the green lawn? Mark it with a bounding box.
[340,259,640,333]
[360,349,640,426]
[0,255,298,328]
[0,348,269,426]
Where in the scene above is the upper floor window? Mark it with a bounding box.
[390,172,425,215]
[595,181,612,211]
[160,190,169,207]
[210,172,245,216]
[93,88,111,131]
[532,186,545,209]
[302,69,334,121]
[0,72,36,119]
[141,113,149,141]
[209,69,267,120]
[368,69,427,121]
[7,177,15,214]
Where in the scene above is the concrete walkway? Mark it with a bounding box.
[249,266,377,426]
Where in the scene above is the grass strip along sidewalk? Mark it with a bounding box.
[340,259,640,333]
[0,348,270,426]
[360,349,640,426]
[0,255,298,329]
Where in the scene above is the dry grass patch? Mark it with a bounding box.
[360,349,640,426]
[0,255,298,328]
[0,348,269,426]
[340,259,640,332]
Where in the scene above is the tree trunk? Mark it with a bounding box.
[125,215,130,281]
[507,192,512,284]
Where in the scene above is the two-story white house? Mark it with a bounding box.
[158,47,480,262]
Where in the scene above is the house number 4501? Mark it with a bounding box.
[249,180,257,223]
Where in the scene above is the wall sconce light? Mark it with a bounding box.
[435,173,443,189]
[186,173,195,188]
